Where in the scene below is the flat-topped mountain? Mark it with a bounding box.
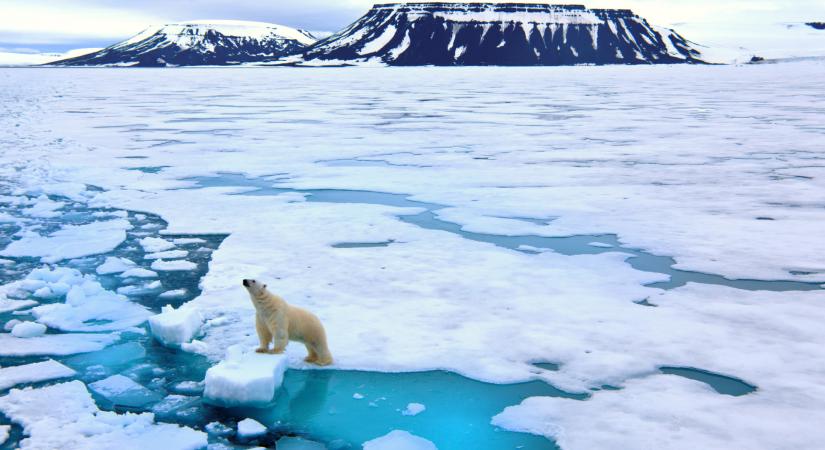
[52,20,317,67]
[299,3,706,66]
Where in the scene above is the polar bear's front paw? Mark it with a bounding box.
[255,347,269,353]
[270,348,285,354]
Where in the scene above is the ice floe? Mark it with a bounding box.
[203,346,288,407]
[0,333,117,356]
[237,418,267,438]
[363,430,437,450]
[10,321,46,338]
[151,259,197,271]
[89,374,163,408]
[0,219,131,263]
[0,360,76,391]
[96,256,137,274]
[148,305,203,346]
[0,381,206,449]
[401,402,426,416]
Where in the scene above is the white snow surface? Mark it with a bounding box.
[0,219,130,263]
[0,381,206,449]
[97,256,137,274]
[203,346,288,407]
[363,430,437,450]
[148,304,203,346]
[237,418,268,438]
[1,65,825,447]
[0,333,117,356]
[10,321,46,338]
[151,259,197,271]
[0,360,76,391]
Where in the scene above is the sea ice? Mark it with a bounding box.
[3,319,21,331]
[276,436,327,450]
[89,374,164,408]
[119,268,158,278]
[159,289,188,299]
[236,418,267,438]
[151,259,197,271]
[0,219,130,263]
[362,430,437,450]
[0,360,76,390]
[0,381,206,449]
[203,346,288,407]
[0,299,37,314]
[401,402,426,416]
[145,250,188,260]
[140,237,176,253]
[148,305,203,346]
[10,321,46,338]
[0,333,117,356]
[96,256,137,274]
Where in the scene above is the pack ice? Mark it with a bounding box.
[203,346,288,407]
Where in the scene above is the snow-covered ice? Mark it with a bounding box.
[0,425,8,445]
[0,219,131,263]
[203,346,289,407]
[10,321,46,338]
[148,304,203,346]
[0,333,117,356]
[0,381,206,449]
[363,430,437,450]
[151,259,197,271]
[237,418,268,438]
[0,360,76,391]
[120,267,158,278]
[2,64,825,448]
[401,402,426,416]
[96,256,137,274]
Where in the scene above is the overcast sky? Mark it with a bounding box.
[1,0,823,53]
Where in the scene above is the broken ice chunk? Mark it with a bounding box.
[151,394,201,420]
[203,346,288,407]
[0,359,76,390]
[96,257,136,275]
[119,268,158,278]
[11,321,47,338]
[144,250,188,260]
[159,289,188,299]
[89,374,163,409]
[151,259,197,271]
[148,305,203,347]
[237,418,267,439]
[139,237,175,253]
[402,402,426,416]
[363,430,437,450]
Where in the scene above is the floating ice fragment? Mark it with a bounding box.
[203,346,288,407]
[151,394,201,419]
[172,380,204,395]
[145,250,188,260]
[0,299,37,314]
[402,402,426,416]
[0,360,76,390]
[89,374,163,408]
[173,238,206,245]
[159,289,188,299]
[96,257,137,274]
[151,259,197,271]
[237,418,267,438]
[140,237,176,253]
[0,425,8,445]
[0,381,206,449]
[588,242,614,248]
[10,321,47,338]
[148,305,203,346]
[363,430,437,450]
[3,319,21,331]
[353,392,365,399]
[205,421,233,436]
[120,268,158,278]
[0,333,117,356]
[0,219,131,263]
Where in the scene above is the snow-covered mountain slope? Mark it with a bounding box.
[299,3,705,66]
[52,20,316,67]
[0,48,100,67]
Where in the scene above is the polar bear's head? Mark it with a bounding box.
[242,278,267,297]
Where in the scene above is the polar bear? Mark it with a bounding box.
[242,279,333,366]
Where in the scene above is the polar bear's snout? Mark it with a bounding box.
[242,278,251,287]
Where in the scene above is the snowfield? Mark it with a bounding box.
[1,63,824,449]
